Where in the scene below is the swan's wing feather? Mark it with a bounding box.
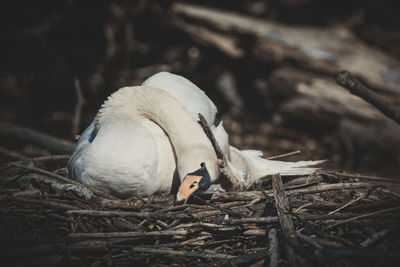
[238,149,325,187]
[66,121,95,179]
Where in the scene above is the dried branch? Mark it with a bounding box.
[131,246,235,260]
[0,147,26,160]
[212,182,376,201]
[72,77,86,137]
[198,113,244,191]
[360,228,392,248]
[336,70,400,125]
[9,162,113,199]
[324,170,400,183]
[266,228,279,267]
[328,193,367,215]
[0,122,74,154]
[69,229,189,239]
[323,206,400,230]
[272,174,298,266]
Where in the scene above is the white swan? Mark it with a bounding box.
[67,72,323,202]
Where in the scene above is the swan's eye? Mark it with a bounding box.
[190,181,198,189]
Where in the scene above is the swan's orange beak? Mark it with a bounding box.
[176,175,202,204]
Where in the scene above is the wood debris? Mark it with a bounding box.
[1,156,399,266]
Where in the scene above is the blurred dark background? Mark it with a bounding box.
[0,0,399,178]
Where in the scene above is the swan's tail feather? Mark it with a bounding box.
[240,150,325,187]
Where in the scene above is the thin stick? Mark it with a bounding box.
[0,147,26,160]
[69,230,188,239]
[360,228,392,248]
[67,210,150,218]
[336,70,400,124]
[325,170,399,183]
[294,203,313,213]
[66,209,189,220]
[323,206,400,231]
[212,182,375,201]
[72,77,86,136]
[198,113,244,190]
[296,232,324,251]
[0,121,74,154]
[130,246,235,260]
[328,193,367,215]
[193,195,246,217]
[228,211,397,225]
[267,150,301,160]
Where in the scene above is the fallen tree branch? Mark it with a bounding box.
[0,122,74,154]
[266,228,279,267]
[336,70,400,125]
[272,173,298,266]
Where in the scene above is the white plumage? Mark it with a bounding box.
[67,72,323,198]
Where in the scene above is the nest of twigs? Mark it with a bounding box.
[0,155,399,266]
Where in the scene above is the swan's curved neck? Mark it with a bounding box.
[95,86,219,181]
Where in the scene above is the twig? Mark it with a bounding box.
[360,228,392,248]
[324,170,400,183]
[230,251,267,266]
[9,162,115,199]
[212,182,375,201]
[130,246,235,260]
[229,216,279,224]
[280,232,324,267]
[294,203,313,213]
[0,189,41,200]
[193,195,246,217]
[0,147,26,160]
[97,197,143,209]
[72,77,86,136]
[243,229,267,236]
[69,229,189,239]
[66,209,189,220]
[323,206,400,230]
[328,193,367,215]
[228,211,398,225]
[336,70,400,124]
[296,232,324,251]
[0,121,74,154]
[198,113,244,190]
[14,197,79,210]
[67,210,150,218]
[267,150,301,160]
[272,174,297,266]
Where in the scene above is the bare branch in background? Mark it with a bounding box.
[72,77,86,137]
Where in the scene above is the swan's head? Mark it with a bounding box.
[176,162,213,204]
